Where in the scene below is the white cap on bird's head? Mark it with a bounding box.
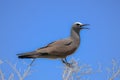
[73,22,89,29]
[74,22,83,25]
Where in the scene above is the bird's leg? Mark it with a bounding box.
[65,58,68,62]
[61,58,71,67]
[62,58,66,63]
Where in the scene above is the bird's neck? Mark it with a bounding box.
[70,29,80,41]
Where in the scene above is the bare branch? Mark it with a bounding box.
[5,60,32,80]
[6,61,23,80]
[0,69,5,80]
[107,59,120,80]
[8,73,14,80]
[62,59,96,80]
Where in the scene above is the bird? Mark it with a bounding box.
[17,22,89,66]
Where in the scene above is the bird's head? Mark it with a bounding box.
[72,22,89,30]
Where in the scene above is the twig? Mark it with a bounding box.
[8,73,14,80]
[6,61,23,80]
[0,69,5,80]
[107,59,120,80]
[6,60,32,80]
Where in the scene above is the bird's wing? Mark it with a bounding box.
[35,38,74,57]
[37,38,73,50]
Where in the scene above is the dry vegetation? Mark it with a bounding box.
[0,59,120,80]
[62,59,100,80]
[0,59,31,80]
[107,59,120,80]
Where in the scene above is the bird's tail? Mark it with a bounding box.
[17,51,38,59]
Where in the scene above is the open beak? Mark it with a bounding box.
[81,24,90,29]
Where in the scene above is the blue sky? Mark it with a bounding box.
[0,0,120,80]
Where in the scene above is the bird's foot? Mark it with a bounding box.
[62,58,73,67]
[65,62,72,67]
